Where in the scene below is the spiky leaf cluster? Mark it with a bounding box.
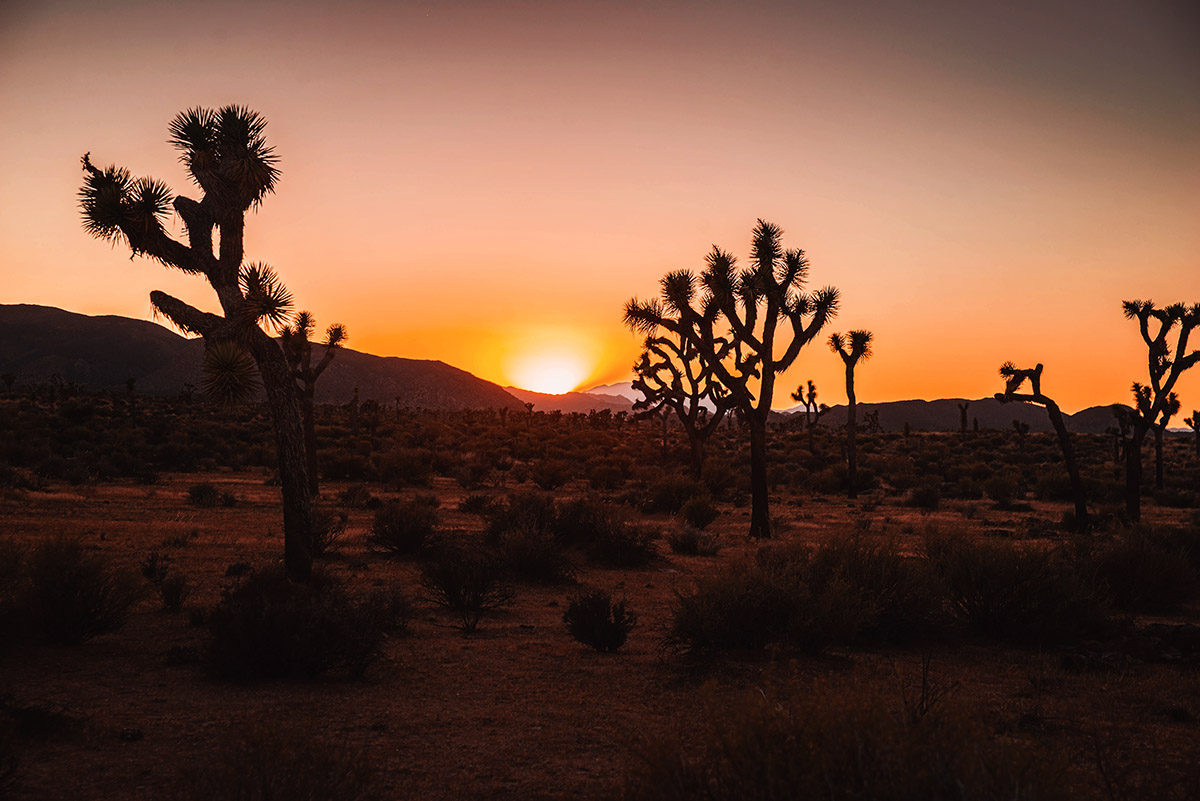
[202,341,261,404]
[168,105,280,210]
[79,155,175,261]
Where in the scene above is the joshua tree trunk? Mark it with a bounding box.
[1154,426,1165,491]
[748,412,770,539]
[686,429,706,480]
[844,362,858,499]
[301,385,319,496]
[249,333,313,579]
[1125,425,1146,522]
[1041,397,1090,533]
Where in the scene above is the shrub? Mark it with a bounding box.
[499,525,575,584]
[458,493,499,516]
[907,480,941,511]
[679,496,719,529]
[486,490,558,543]
[641,476,705,514]
[665,559,795,656]
[368,496,439,555]
[530,458,572,491]
[159,573,191,612]
[187,482,221,508]
[205,567,405,680]
[19,539,142,645]
[624,676,1067,801]
[667,526,722,557]
[588,516,659,567]
[1087,529,1199,613]
[171,724,380,801]
[563,589,636,652]
[984,473,1021,508]
[337,483,376,507]
[311,506,349,557]
[926,534,1109,645]
[140,550,171,584]
[420,545,514,632]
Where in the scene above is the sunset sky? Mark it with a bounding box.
[1,0,1197,412]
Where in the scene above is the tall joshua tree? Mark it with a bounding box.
[828,330,872,500]
[630,329,731,478]
[996,362,1090,532]
[79,105,314,580]
[282,312,347,496]
[1121,300,1199,522]
[625,220,839,538]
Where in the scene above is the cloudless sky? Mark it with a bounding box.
[1,0,1197,411]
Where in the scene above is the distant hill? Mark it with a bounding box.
[0,304,524,410]
[504,385,634,414]
[789,397,1125,435]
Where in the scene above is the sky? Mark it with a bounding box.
[1,0,1197,412]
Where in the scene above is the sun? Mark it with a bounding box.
[507,348,591,394]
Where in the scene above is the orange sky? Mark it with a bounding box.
[1,0,1197,412]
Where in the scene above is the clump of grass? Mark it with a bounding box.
[667,526,722,556]
[563,589,637,653]
[18,538,142,645]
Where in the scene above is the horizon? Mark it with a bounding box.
[2,0,1198,413]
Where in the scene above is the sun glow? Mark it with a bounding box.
[507,347,592,394]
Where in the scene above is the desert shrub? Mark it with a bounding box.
[984,473,1021,508]
[187,482,220,508]
[171,724,380,801]
[588,516,659,567]
[679,496,719,529]
[311,506,349,557]
[420,545,514,631]
[531,458,573,491]
[952,477,984,500]
[17,539,142,645]
[486,490,558,542]
[368,496,439,555]
[623,676,1067,801]
[1087,529,1199,613]
[337,483,376,507]
[665,559,795,656]
[375,447,433,488]
[205,567,405,680]
[563,589,636,652]
[159,573,191,612]
[667,526,722,556]
[588,460,626,491]
[458,492,499,516]
[1154,487,1198,509]
[322,450,372,482]
[907,480,941,511]
[925,534,1109,645]
[642,475,706,514]
[140,550,171,584]
[499,525,576,584]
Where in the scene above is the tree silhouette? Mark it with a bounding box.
[1121,300,1199,521]
[957,401,969,435]
[282,312,347,496]
[625,220,839,538]
[79,105,314,580]
[1186,411,1200,458]
[630,329,731,477]
[790,379,827,453]
[1149,390,1180,490]
[828,330,873,499]
[996,362,1090,532]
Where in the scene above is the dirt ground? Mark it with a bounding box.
[2,472,1199,800]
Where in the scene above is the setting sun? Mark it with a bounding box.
[506,347,591,394]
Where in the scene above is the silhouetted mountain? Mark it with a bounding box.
[504,386,635,414]
[789,397,1123,435]
[0,304,524,410]
[583,380,640,402]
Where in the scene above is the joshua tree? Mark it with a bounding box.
[1121,300,1199,521]
[630,329,732,477]
[996,362,1090,532]
[1149,391,1180,490]
[282,312,347,496]
[791,379,827,453]
[79,105,313,580]
[1186,411,1200,458]
[828,330,873,499]
[625,220,839,538]
[957,401,969,435]
[1,373,15,392]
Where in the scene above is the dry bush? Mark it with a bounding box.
[624,676,1069,801]
[420,545,514,632]
[563,589,636,652]
[171,724,380,801]
[18,538,142,645]
[368,495,439,555]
